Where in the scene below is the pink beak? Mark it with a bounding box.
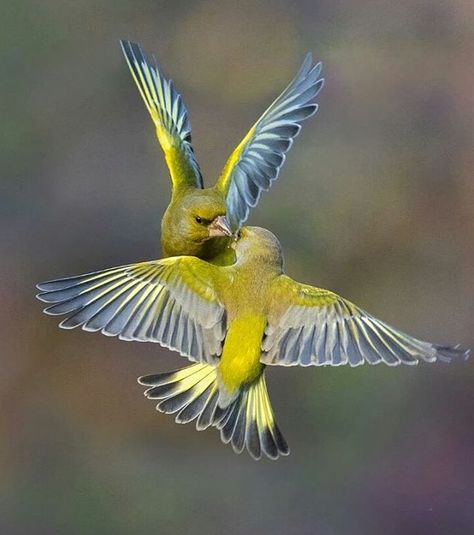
[208,215,233,237]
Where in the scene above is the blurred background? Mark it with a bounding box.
[1,1,473,533]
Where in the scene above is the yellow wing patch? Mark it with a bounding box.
[121,40,203,190]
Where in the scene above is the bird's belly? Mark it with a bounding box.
[217,315,266,394]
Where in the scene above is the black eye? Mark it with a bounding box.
[195,216,203,224]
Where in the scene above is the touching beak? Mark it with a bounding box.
[208,215,233,237]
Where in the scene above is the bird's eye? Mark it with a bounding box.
[195,216,203,224]
[237,230,242,239]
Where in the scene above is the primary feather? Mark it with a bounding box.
[263,277,469,367]
[215,54,324,229]
[121,40,203,190]
[37,258,227,364]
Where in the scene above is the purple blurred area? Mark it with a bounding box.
[1,1,473,533]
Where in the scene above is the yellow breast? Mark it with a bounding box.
[217,314,266,395]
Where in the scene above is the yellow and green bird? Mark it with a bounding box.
[36,227,469,460]
[120,41,324,262]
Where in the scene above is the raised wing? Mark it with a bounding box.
[37,257,228,364]
[121,40,203,190]
[215,54,324,229]
[263,276,470,367]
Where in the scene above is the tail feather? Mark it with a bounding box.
[139,363,289,460]
[218,373,289,460]
[176,384,216,425]
[139,363,219,428]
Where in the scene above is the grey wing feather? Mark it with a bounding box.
[222,54,324,229]
[120,40,203,189]
[37,261,226,364]
[263,298,470,367]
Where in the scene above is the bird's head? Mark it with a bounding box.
[181,191,232,238]
[162,190,232,257]
[232,226,284,270]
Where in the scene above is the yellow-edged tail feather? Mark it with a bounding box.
[139,363,289,460]
[217,372,289,460]
[139,363,221,431]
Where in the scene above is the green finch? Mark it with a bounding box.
[120,41,324,262]
[36,227,469,460]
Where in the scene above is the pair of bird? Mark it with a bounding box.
[37,41,469,460]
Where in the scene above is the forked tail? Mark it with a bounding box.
[138,363,289,460]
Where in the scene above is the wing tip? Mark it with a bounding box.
[298,53,323,81]
[302,51,313,68]
[58,319,79,330]
[434,343,471,363]
[119,39,132,50]
[119,39,140,63]
[36,279,63,292]
[35,291,49,302]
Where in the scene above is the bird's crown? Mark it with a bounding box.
[233,226,284,269]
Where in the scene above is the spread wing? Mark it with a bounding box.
[37,257,229,364]
[215,54,324,229]
[121,40,203,190]
[262,276,469,367]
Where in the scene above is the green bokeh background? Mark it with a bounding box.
[1,1,473,534]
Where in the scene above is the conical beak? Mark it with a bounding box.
[208,215,232,237]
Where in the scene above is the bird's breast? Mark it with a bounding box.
[217,315,266,395]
